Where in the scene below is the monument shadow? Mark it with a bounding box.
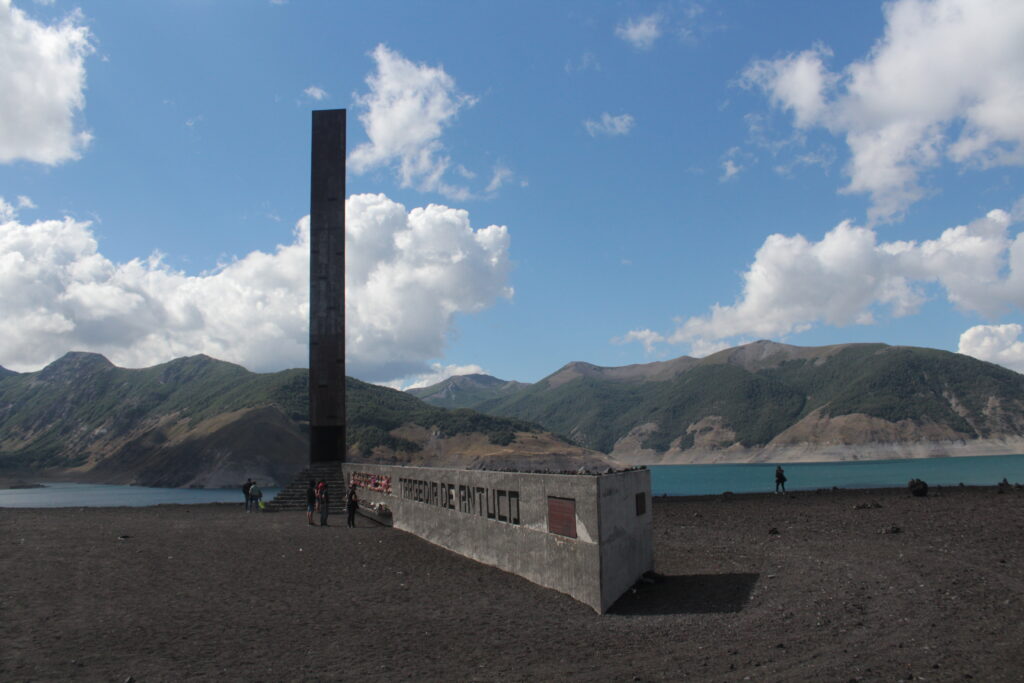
[608,572,760,616]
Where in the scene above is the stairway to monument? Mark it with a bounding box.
[266,462,347,513]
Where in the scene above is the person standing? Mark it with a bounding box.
[346,486,359,528]
[318,481,330,526]
[249,482,263,511]
[775,466,787,494]
[242,478,254,512]
[305,479,317,526]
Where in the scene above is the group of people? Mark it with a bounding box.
[241,478,263,512]
[240,475,360,525]
[305,479,360,528]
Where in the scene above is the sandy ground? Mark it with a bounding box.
[1,486,1022,682]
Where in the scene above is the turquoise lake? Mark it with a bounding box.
[0,482,280,508]
[2,454,1022,507]
[650,453,1024,496]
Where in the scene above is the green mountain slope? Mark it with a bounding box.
[407,373,529,409]
[0,352,594,486]
[346,375,543,454]
[464,341,1024,459]
[0,352,309,485]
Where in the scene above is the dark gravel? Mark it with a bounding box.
[2,486,1022,681]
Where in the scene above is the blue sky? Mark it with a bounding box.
[2,0,1023,387]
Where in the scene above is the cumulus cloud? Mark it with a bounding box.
[0,0,94,164]
[615,14,662,50]
[741,0,1024,223]
[349,44,478,200]
[742,45,837,129]
[584,113,635,137]
[303,85,328,100]
[0,197,17,222]
[344,194,512,381]
[958,324,1024,373]
[619,204,1024,358]
[0,194,512,383]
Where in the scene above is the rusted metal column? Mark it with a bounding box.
[309,109,346,463]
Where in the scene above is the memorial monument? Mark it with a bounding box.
[308,109,346,464]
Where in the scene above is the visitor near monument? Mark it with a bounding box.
[242,478,254,511]
[305,479,317,526]
[249,482,262,512]
[346,487,359,528]
[318,481,330,526]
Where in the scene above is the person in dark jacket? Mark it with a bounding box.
[346,486,359,528]
[775,466,787,494]
[305,479,317,526]
[242,478,254,512]
[249,482,263,511]
[318,481,330,526]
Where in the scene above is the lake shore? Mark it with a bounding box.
[2,487,1022,681]
[614,439,1024,465]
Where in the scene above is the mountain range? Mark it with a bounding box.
[0,353,603,488]
[4,339,1023,488]
[409,340,1024,464]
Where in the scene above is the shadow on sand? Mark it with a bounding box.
[609,573,760,616]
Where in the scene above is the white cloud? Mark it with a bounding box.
[612,329,665,353]
[618,204,1024,357]
[584,112,635,137]
[773,145,836,177]
[742,45,836,129]
[0,197,17,222]
[344,194,513,381]
[304,85,328,100]
[0,0,94,164]
[615,14,662,50]
[688,338,738,358]
[485,165,513,193]
[741,0,1024,223]
[384,362,488,391]
[16,195,35,209]
[719,146,753,181]
[958,324,1024,372]
[0,194,513,383]
[349,44,477,200]
[720,159,742,182]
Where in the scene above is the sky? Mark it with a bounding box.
[2,0,1024,388]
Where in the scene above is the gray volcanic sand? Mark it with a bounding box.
[2,487,1022,681]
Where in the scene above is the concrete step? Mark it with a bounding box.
[266,463,349,512]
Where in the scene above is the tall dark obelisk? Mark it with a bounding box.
[309,109,346,463]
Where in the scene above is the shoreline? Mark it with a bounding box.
[614,439,1024,465]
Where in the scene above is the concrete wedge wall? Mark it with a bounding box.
[343,463,653,613]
